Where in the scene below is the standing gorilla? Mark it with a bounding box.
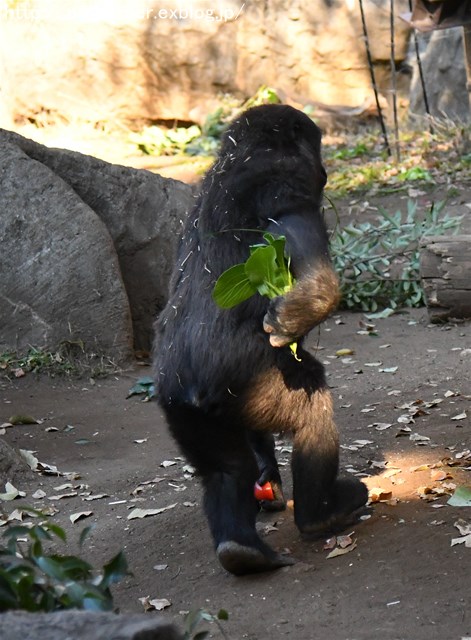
[154,104,368,575]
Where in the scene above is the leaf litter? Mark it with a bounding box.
[127,503,177,520]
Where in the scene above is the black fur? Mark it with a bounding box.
[154,104,368,575]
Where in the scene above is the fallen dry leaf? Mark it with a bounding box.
[410,464,431,472]
[0,482,25,501]
[47,492,78,501]
[70,511,93,524]
[371,422,393,431]
[323,537,337,551]
[409,433,431,444]
[369,488,393,503]
[127,504,177,520]
[336,348,355,357]
[326,541,357,559]
[383,468,402,479]
[454,519,471,536]
[450,534,471,548]
[430,470,452,482]
[160,460,177,468]
[451,412,467,421]
[139,596,172,612]
[9,414,38,425]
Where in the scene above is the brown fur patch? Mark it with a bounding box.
[242,368,337,441]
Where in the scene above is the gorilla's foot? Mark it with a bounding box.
[216,541,294,576]
[257,481,287,512]
[299,478,369,538]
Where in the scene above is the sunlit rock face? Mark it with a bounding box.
[0,0,411,125]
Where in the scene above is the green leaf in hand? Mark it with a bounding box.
[212,263,256,308]
[212,233,300,360]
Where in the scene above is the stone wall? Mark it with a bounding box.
[0,0,411,126]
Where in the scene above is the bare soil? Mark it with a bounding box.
[1,128,471,638]
[1,308,470,640]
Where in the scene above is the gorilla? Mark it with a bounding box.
[154,104,368,575]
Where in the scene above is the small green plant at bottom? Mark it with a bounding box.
[0,512,128,612]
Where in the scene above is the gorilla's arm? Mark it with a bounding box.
[263,212,340,347]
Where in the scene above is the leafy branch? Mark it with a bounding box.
[331,200,462,312]
[0,512,128,612]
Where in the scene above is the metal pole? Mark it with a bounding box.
[408,0,434,133]
[390,0,401,161]
[358,0,391,156]
[463,24,471,117]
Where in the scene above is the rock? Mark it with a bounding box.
[409,27,470,122]
[0,130,193,354]
[0,439,32,486]
[0,140,134,362]
[0,611,183,640]
[0,0,411,124]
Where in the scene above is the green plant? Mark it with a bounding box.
[0,345,120,379]
[130,124,203,156]
[212,233,299,358]
[0,346,77,376]
[183,608,229,640]
[131,87,282,159]
[0,514,128,612]
[330,200,462,312]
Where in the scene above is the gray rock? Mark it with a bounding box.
[0,141,133,362]
[409,27,470,122]
[0,611,183,640]
[0,130,193,353]
[0,439,32,486]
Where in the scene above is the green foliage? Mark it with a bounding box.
[0,346,78,376]
[0,514,128,612]
[0,344,118,379]
[325,121,471,196]
[126,376,156,401]
[331,142,369,160]
[331,200,462,312]
[130,124,203,156]
[131,86,282,158]
[212,233,294,309]
[213,233,299,358]
[183,608,229,640]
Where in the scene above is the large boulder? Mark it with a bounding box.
[0,130,193,357]
[0,141,133,362]
[409,27,470,122]
[0,611,183,640]
[0,0,411,125]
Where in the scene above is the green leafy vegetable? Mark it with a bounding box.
[212,234,299,359]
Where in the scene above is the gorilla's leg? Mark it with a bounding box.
[165,406,293,575]
[249,430,286,511]
[291,387,368,535]
[242,366,368,536]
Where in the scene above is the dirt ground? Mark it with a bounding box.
[1,307,470,640]
[1,126,471,638]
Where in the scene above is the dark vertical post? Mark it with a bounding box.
[408,0,434,133]
[463,25,471,117]
[358,0,391,156]
[390,0,401,161]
